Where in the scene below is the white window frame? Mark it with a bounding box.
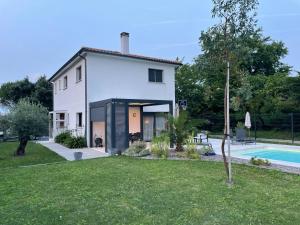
[76,66,82,83]
[63,76,68,89]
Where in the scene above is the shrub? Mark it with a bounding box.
[151,133,170,159]
[184,137,200,159]
[64,136,87,149]
[198,145,215,155]
[54,131,71,144]
[250,157,271,166]
[123,141,150,157]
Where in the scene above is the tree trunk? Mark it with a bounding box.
[221,82,229,178]
[15,136,29,156]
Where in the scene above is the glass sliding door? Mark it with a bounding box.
[143,115,154,141]
[155,114,167,136]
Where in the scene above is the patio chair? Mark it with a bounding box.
[234,128,255,145]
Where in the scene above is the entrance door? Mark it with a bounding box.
[143,115,154,141]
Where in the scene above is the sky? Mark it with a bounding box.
[0,0,299,84]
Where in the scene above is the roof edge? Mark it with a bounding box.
[49,47,182,82]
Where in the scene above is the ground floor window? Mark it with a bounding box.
[76,112,83,127]
[56,113,67,129]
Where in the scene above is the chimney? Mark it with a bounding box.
[120,32,129,54]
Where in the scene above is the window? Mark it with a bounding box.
[76,66,82,82]
[54,82,57,94]
[55,113,66,128]
[76,112,83,127]
[148,69,163,83]
[63,76,68,89]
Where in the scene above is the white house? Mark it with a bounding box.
[49,32,181,153]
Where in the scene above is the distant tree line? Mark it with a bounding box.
[176,16,300,120]
[0,76,52,111]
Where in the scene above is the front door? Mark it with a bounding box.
[143,115,154,141]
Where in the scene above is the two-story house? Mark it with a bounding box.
[49,32,181,154]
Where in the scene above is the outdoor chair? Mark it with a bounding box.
[233,128,255,145]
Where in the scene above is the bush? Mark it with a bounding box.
[184,137,200,159]
[198,145,215,155]
[123,141,150,157]
[54,131,71,144]
[250,157,271,166]
[64,136,87,149]
[151,133,170,159]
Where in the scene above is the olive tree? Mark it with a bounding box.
[9,99,48,156]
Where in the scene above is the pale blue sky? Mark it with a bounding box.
[0,0,299,84]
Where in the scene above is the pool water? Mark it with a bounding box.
[243,149,300,164]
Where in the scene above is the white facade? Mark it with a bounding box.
[86,53,176,111]
[51,60,86,138]
[50,42,179,147]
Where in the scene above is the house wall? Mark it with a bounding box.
[85,53,176,146]
[52,59,86,134]
[86,53,176,111]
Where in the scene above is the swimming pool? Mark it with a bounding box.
[242,148,300,164]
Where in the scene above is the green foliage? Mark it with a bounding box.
[151,133,170,158]
[54,131,71,144]
[8,99,48,138]
[55,131,86,149]
[123,141,150,157]
[184,137,200,159]
[64,136,87,149]
[168,111,190,152]
[0,76,53,110]
[250,157,271,166]
[175,0,295,118]
[198,145,214,155]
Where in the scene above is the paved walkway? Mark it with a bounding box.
[38,141,109,161]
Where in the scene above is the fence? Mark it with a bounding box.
[195,112,300,144]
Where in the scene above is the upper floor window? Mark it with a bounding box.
[63,76,68,89]
[54,82,57,94]
[148,69,163,83]
[76,66,82,82]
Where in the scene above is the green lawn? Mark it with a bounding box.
[1,157,300,225]
[0,142,65,168]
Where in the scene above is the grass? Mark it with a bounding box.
[1,157,300,225]
[0,141,65,168]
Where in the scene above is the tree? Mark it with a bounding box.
[176,64,206,117]
[201,0,259,183]
[32,76,53,110]
[0,76,53,110]
[0,77,34,107]
[9,99,48,156]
